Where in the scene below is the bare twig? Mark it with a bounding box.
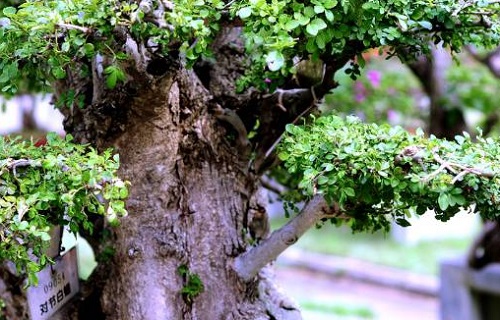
[56,23,90,34]
[423,149,496,183]
[260,176,286,195]
[1,159,41,177]
[257,88,317,164]
[452,0,500,16]
[264,103,316,159]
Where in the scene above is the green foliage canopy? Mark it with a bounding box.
[235,0,500,88]
[0,0,499,95]
[0,134,128,285]
[279,115,500,232]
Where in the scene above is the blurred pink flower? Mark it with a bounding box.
[387,109,401,125]
[366,70,381,88]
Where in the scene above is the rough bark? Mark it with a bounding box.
[97,67,272,318]
[1,18,354,320]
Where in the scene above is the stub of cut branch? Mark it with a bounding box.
[234,195,337,282]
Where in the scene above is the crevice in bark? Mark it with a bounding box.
[146,57,170,76]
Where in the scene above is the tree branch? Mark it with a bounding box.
[466,45,500,78]
[250,54,353,173]
[234,195,338,282]
[452,0,500,16]
[423,148,496,183]
[260,176,286,195]
[56,23,90,34]
[0,158,41,177]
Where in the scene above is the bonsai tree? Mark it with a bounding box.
[1,0,500,319]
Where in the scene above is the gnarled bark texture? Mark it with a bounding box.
[60,31,300,319]
[1,20,349,320]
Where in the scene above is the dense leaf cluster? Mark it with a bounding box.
[1,1,499,95]
[279,115,500,232]
[0,0,223,95]
[0,134,128,284]
[236,0,500,89]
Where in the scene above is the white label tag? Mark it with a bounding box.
[27,246,80,320]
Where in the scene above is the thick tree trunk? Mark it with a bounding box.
[50,26,307,318]
[1,22,347,320]
[99,70,265,319]
[61,67,299,319]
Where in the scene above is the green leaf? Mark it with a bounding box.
[323,0,338,9]
[324,10,334,22]
[322,163,334,171]
[39,232,51,241]
[396,218,411,227]
[17,221,29,231]
[61,42,70,52]
[306,18,328,36]
[314,5,324,14]
[106,71,117,89]
[316,33,326,49]
[303,6,315,18]
[297,15,310,26]
[265,51,285,71]
[2,7,16,16]
[317,176,329,185]
[278,152,289,160]
[119,187,129,199]
[455,135,465,145]
[418,21,432,30]
[237,7,252,19]
[306,24,319,36]
[83,43,95,56]
[398,17,408,32]
[52,67,66,80]
[344,187,355,197]
[285,19,300,31]
[104,65,126,89]
[438,193,449,211]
